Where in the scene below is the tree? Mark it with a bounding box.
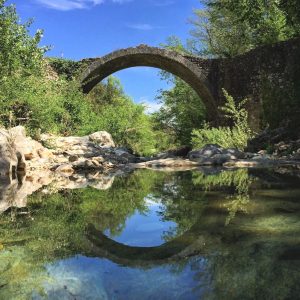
[154,37,206,146]
[0,1,47,78]
[190,0,300,58]
[154,76,206,146]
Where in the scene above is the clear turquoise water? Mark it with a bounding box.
[0,168,300,299]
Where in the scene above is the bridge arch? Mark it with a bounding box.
[80,45,219,121]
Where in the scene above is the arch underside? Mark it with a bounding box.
[80,47,219,121]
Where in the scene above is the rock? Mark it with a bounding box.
[0,130,18,176]
[211,154,233,165]
[188,144,245,165]
[0,171,54,213]
[247,126,292,153]
[132,158,199,170]
[40,132,113,157]
[69,155,78,162]
[89,131,115,148]
[103,162,115,169]
[155,152,173,159]
[37,148,53,159]
[292,151,300,160]
[89,176,115,190]
[223,157,275,168]
[258,150,267,155]
[55,164,74,174]
[92,156,104,163]
[155,146,192,159]
[10,126,47,161]
[223,148,245,159]
[85,160,95,168]
[91,159,101,167]
[188,144,223,161]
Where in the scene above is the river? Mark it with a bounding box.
[0,167,300,299]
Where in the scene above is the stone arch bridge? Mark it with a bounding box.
[80,38,300,128]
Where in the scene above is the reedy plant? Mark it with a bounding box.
[191,89,254,151]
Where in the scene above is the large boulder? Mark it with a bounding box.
[89,131,115,148]
[188,144,223,163]
[0,128,23,176]
[0,126,55,177]
[41,131,115,156]
[188,144,246,165]
[10,126,52,161]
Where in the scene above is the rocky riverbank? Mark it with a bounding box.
[0,126,300,214]
[0,126,140,178]
[1,126,300,179]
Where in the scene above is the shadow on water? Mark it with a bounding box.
[0,167,300,299]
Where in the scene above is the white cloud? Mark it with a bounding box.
[138,97,162,114]
[126,23,155,31]
[35,0,131,11]
[126,23,164,31]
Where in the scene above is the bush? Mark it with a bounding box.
[81,95,157,156]
[47,58,81,80]
[0,2,47,78]
[191,89,254,150]
[0,75,96,136]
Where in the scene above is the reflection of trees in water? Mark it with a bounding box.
[192,169,253,225]
[1,168,300,299]
[194,240,300,300]
[187,169,300,300]
[0,170,166,297]
[0,169,255,265]
[153,172,207,242]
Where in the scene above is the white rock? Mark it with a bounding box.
[89,131,115,148]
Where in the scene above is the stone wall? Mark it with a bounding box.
[187,37,300,130]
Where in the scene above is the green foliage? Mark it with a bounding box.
[154,37,206,148]
[280,0,300,33]
[0,1,165,155]
[190,0,300,58]
[193,168,253,225]
[0,75,96,137]
[154,75,206,146]
[0,73,159,155]
[0,2,47,78]
[83,94,157,156]
[1,169,300,299]
[47,57,81,80]
[191,89,254,150]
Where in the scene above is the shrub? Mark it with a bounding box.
[47,58,81,80]
[81,96,157,156]
[191,89,254,150]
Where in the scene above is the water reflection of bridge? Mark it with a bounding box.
[85,168,300,268]
[86,223,211,268]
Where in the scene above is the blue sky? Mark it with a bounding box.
[8,0,201,111]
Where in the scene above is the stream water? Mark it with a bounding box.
[0,167,300,299]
